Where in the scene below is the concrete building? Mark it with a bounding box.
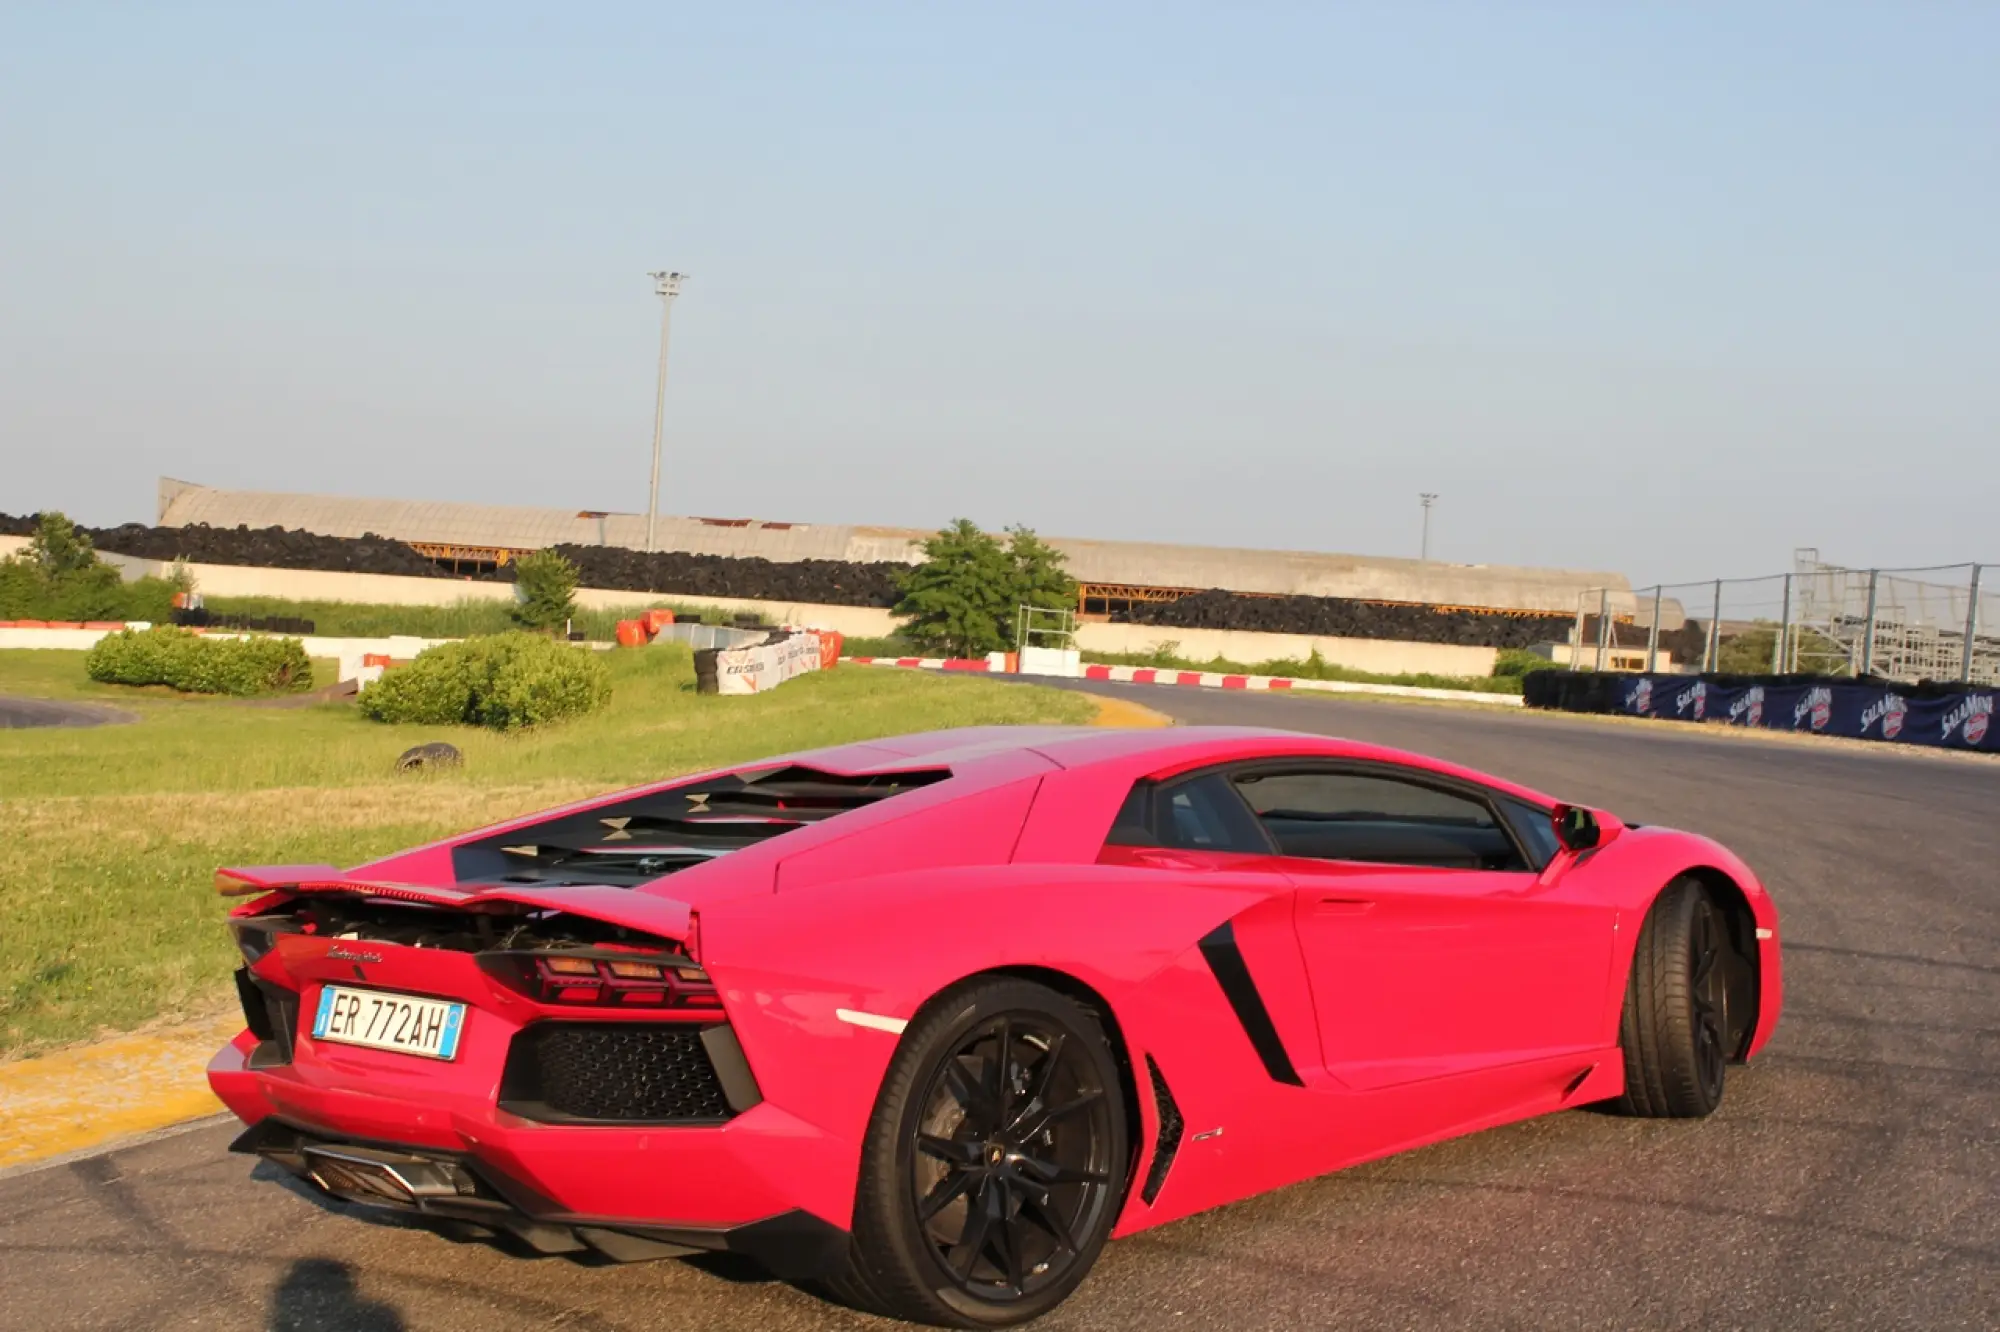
[157,477,1635,616]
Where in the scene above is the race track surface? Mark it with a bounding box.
[2,685,1994,1331]
[0,695,137,728]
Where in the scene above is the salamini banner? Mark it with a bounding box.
[693,629,835,696]
[1589,674,1997,752]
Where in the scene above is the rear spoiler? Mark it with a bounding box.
[214,866,695,946]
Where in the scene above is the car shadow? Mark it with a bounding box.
[268,1258,405,1332]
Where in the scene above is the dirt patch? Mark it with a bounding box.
[0,696,139,729]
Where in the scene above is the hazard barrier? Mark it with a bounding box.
[1527,671,1998,752]
[694,629,838,695]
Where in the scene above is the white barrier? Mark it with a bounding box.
[695,630,835,695]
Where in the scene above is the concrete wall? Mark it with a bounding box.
[1071,622,1499,678]
[153,479,1637,615]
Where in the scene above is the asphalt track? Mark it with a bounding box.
[2,683,1994,1331]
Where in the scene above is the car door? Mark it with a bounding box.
[1225,762,1618,1093]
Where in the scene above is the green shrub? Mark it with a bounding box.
[512,548,580,632]
[84,627,312,696]
[1491,648,1558,679]
[359,632,611,731]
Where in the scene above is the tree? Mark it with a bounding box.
[511,548,579,632]
[893,519,1078,657]
[26,511,98,578]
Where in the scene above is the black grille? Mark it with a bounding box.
[1142,1055,1184,1204]
[500,1022,733,1124]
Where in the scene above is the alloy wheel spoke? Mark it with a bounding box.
[1015,1153,1109,1187]
[995,1186,1027,1294]
[992,1018,1015,1123]
[943,1057,992,1126]
[1019,1188,1078,1257]
[952,1179,1003,1281]
[918,1133,984,1167]
[918,1168,976,1223]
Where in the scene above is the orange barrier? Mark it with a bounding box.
[615,619,648,648]
[642,608,675,636]
[816,630,843,670]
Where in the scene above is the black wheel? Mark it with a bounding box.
[1615,878,1730,1117]
[824,978,1128,1327]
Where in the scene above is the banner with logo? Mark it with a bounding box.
[694,630,834,696]
[1610,674,1996,751]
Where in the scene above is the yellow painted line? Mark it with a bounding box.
[1091,695,1173,728]
[0,1013,238,1169]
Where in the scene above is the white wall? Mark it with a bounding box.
[1072,622,1499,678]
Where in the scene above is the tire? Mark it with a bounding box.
[1614,878,1731,1117]
[821,978,1129,1327]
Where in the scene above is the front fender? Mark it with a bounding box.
[1575,827,1782,1059]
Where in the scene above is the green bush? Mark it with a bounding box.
[84,627,312,696]
[1491,648,1559,679]
[512,548,581,632]
[359,632,612,731]
[0,509,188,623]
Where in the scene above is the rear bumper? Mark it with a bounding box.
[208,1033,855,1268]
[230,1117,849,1275]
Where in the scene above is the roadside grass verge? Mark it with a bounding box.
[0,646,1092,1055]
[842,637,1554,695]
[201,594,767,640]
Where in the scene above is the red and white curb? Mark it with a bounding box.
[842,657,1522,706]
[844,656,1000,672]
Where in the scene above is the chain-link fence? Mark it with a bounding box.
[1569,550,1996,684]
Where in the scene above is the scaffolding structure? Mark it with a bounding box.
[1787,550,1999,684]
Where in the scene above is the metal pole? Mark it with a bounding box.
[1773,573,1792,673]
[1594,588,1610,671]
[1860,568,1879,677]
[1570,596,1586,672]
[1962,564,1982,684]
[644,271,687,553]
[1419,493,1437,561]
[1705,579,1721,673]
[1644,585,1661,674]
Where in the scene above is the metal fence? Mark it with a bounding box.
[1571,549,1996,684]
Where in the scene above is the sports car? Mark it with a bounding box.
[208,724,1781,1326]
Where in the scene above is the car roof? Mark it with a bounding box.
[784,725,1558,807]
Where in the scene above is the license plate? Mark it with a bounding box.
[311,986,466,1061]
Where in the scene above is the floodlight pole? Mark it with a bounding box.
[1419,493,1438,561]
[644,271,688,553]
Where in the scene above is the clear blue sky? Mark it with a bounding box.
[2,2,1993,583]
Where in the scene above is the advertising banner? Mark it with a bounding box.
[1611,674,1997,752]
[694,630,832,696]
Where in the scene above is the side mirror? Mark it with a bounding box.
[1553,804,1601,853]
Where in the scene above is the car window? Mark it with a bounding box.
[1232,768,1526,871]
[1105,773,1271,854]
[1160,774,1272,853]
[1500,797,1560,870]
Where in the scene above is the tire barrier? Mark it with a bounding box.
[536,545,906,608]
[1119,589,1574,650]
[170,607,317,635]
[5,514,1605,651]
[693,629,835,695]
[1527,670,1998,752]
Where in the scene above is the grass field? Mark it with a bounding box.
[0,647,1093,1056]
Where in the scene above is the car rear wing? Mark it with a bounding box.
[214,865,697,949]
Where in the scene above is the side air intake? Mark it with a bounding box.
[1141,1055,1184,1205]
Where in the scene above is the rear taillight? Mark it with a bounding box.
[483,951,720,1009]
